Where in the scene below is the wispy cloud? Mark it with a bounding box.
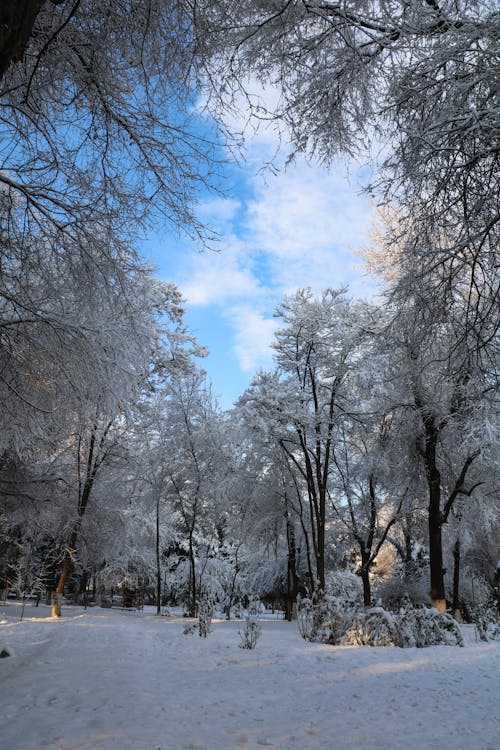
[180,238,261,306]
[230,305,276,372]
[157,88,378,381]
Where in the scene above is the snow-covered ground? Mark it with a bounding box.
[1,602,499,750]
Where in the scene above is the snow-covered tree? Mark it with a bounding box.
[239,289,372,594]
[0,0,221,243]
[161,368,226,616]
[195,0,499,305]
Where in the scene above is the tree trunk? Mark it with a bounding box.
[51,423,109,616]
[452,538,462,620]
[423,415,447,611]
[155,493,161,615]
[0,0,47,78]
[428,491,446,610]
[52,552,71,617]
[188,532,196,617]
[359,549,372,608]
[316,516,325,594]
[285,518,299,621]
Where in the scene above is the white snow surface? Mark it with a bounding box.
[1,603,499,750]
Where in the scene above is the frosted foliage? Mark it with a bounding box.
[325,570,363,604]
[238,615,262,649]
[343,609,405,647]
[197,1,499,274]
[376,570,431,609]
[298,598,463,648]
[470,603,500,642]
[297,596,354,645]
[343,606,463,648]
[1,0,218,240]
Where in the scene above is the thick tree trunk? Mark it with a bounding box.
[423,415,447,611]
[52,552,71,617]
[360,559,372,609]
[428,485,446,611]
[0,0,47,77]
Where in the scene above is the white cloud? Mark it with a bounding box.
[197,196,241,228]
[246,157,376,298]
[180,238,261,306]
[230,305,276,373]
[158,85,380,377]
[174,154,377,372]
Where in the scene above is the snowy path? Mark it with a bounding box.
[1,603,499,750]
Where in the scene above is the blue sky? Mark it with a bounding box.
[141,118,379,410]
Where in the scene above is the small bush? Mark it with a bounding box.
[325,570,363,605]
[376,571,431,610]
[469,602,500,642]
[408,606,463,647]
[239,615,262,649]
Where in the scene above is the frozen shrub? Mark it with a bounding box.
[297,595,355,644]
[407,606,464,647]
[325,570,363,605]
[296,596,314,641]
[239,615,262,649]
[311,597,355,644]
[342,608,408,647]
[449,572,492,616]
[300,597,464,648]
[198,598,214,638]
[376,570,431,610]
[470,602,500,642]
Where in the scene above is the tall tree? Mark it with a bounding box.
[240,289,370,594]
[195,0,499,325]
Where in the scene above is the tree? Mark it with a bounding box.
[162,368,225,616]
[240,289,371,594]
[378,277,496,611]
[330,414,408,608]
[195,0,499,324]
[0,1,223,482]
[1,0,220,242]
[47,275,193,615]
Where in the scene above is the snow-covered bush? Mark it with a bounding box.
[198,597,214,638]
[376,570,431,609]
[342,605,463,647]
[470,602,500,642]
[296,596,315,641]
[248,559,287,607]
[455,574,493,616]
[343,608,407,647]
[299,597,463,647]
[325,570,363,605]
[238,615,262,649]
[297,595,354,644]
[407,606,464,647]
